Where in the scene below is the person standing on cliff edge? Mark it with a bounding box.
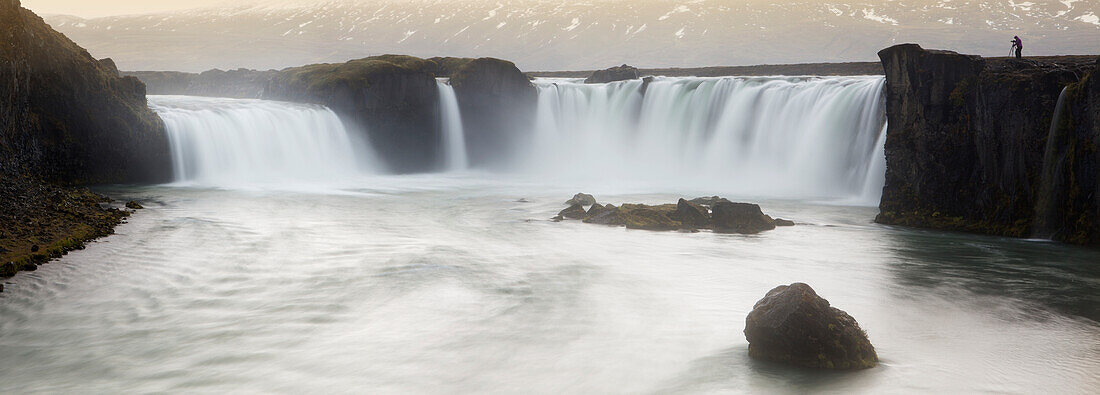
[1011,36,1023,59]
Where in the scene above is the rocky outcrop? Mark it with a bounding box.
[125,69,275,99]
[564,193,596,206]
[263,55,442,173]
[876,44,1099,245]
[1,0,170,185]
[744,283,878,370]
[447,58,537,168]
[584,64,641,84]
[555,195,792,233]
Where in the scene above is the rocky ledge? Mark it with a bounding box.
[1,0,164,281]
[877,44,1099,245]
[745,283,878,370]
[553,194,794,234]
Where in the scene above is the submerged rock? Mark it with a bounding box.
[564,193,597,206]
[774,218,796,227]
[711,202,777,234]
[744,283,878,370]
[557,204,588,220]
[125,200,144,209]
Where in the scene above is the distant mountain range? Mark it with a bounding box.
[41,0,1100,72]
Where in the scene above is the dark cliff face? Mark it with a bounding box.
[263,55,442,173]
[877,44,1099,245]
[448,58,537,168]
[125,69,275,99]
[0,0,170,184]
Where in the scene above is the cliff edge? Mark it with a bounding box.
[876,44,1099,245]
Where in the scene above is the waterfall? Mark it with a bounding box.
[1034,87,1071,239]
[149,95,376,187]
[526,76,888,203]
[437,80,469,171]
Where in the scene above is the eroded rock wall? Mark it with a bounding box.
[876,44,1099,245]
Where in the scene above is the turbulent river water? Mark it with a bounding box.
[1,77,1099,393]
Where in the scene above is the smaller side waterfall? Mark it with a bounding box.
[1034,87,1071,239]
[437,80,468,171]
[150,95,375,187]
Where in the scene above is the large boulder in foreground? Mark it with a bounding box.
[744,283,878,370]
[585,64,641,84]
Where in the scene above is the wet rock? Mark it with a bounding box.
[585,203,613,218]
[557,204,588,220]
[564,193,596,206]
[23,263,36,271]
[689,196,732,207]
[516,198,530,203]
[744,283,878,369]
[618,204,680,231]
[29,244,38,253]
[583,204,621,225]
[774,218,796,227]
[1,262,15,277]
[711,202,777,234]
[585,64,641,84]
[675,198,710,228]
[125,200,144,209]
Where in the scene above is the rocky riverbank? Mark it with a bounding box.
[876,44,1099,245]
[1,0,166,280]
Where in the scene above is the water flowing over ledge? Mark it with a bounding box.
[150,95,380,188]
[526,76,888,204]
[437,79,469,172]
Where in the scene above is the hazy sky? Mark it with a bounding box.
[22,0,258,17]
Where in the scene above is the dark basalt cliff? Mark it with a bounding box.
[263,55,442,173]
[124,69,275,99]
[876,44,1099,245]
[2,0,168,278]
[445,57,536,168]
[584,64,641,84]
[1,0,170,184]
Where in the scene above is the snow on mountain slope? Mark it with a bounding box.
[40,0,1100,72]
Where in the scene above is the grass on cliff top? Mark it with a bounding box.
[279,54,437,91]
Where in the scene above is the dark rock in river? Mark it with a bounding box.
[1,0,171,184]
[583,204,621,225]
[618,204,681,231]
[584,64,641,84]
[711,202,777,234]
[1,262,16,277]
[126,201,144,210]
[675,198,710,228]
[876,44,1100,245]
[774,218,796,227]
[745,283,878,370]
[565,193,597,206]
[557,204,588,220]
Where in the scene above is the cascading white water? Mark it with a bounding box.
[149,95,376,187]
[437,80,469,171]
[527,76,888,204]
